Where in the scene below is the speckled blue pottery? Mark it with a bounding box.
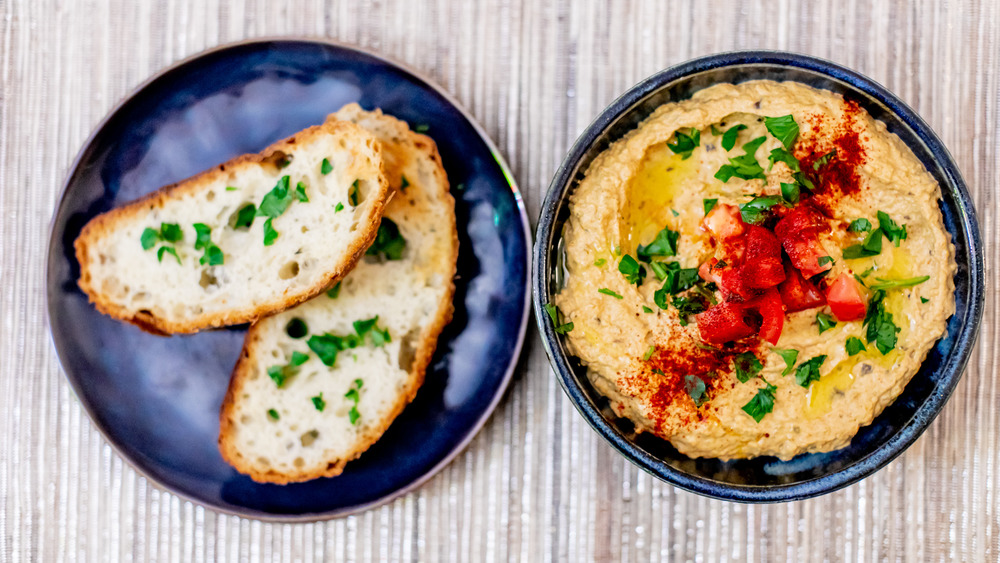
[533,51,983,502]
[47,38,530,520]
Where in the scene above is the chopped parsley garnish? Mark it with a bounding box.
[842,229,883,259]
[816,312,837,333]
[266,351,309,388]
[294,181,309,202]
[311,393,326,412]
[414,123,430,133]
[400,175,410,192]
[867,275,930,290]
[863,290,900,354]
[710,124,722,136]
[817,256,834,267]
[845,337,867,355]
[157,246,180,264]
[921,297,930,304]
[666,128,701,159]
[334,202,344,212]
[715,136,767,182]
[618,254,646,286]
[742,379,777,423]
[721,124,747,151]
[767,147,801,172]
[764,114,799,150]
[643,346,656,361]
[877,211,908,246]
[812,149,837,171]
[262,218,278,246]
[326,281,341,299]
[321,158,333,175]
[348,179,360,206]
[642,306,654,313]
[703,198,718,215]
[345,379,364,424]
[733,352,763,383]
[739,195,782,225]
[365,218,407,260]
[307,317,391,367]
[192,223,224,266]
[848,218,872,232]
[285,318,308,339]
[267,408,280,420]
[794,355,827,387]
[636,226,679,260]
[594,258,606,267]
[159,223,183,242]
[661,262,699,294]
[141,227,160,250]
[258,175,293,218]
[772,348,798,376]
[684,375,708,406]
[780,182,800,205]
[544,303,574,334]
[671,296,706,326]
[225,186,238,191]
[233,203,256,229]
[649,261,668,280]
[598,288,623,299]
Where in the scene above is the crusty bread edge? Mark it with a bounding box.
[217,124,458,484]
[73,119,392,335]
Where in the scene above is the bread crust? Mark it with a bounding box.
[74,119,392,335]
[218,105,458,483]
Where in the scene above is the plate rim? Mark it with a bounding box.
[45,36,532,521]
[532,49,985,502]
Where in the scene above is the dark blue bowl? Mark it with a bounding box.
[533,51,984,502]
[47,38,531,520]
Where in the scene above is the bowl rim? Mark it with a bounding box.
[532,50,984,502]
[45,36,532,521]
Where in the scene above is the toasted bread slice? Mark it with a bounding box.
[74,119,391,334]
[218,105,458,483]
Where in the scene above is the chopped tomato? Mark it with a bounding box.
[740,226,786,289]
[718,266,754,300]
[774,205,832,278]
[699,258,722,285]
[745,288,785,345]
[778,262,827,312]
[826,273,868,321]
[695,302,755,344]
[702,204,746,240]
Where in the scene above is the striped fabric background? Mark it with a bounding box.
[1,0,997,560]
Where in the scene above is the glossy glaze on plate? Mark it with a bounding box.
[47,39,530,520]
[534,51,983,502]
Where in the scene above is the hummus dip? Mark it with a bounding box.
[553,80,956,460]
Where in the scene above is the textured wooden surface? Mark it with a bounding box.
[2,0,998,560]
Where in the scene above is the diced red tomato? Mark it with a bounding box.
[695,302,755,344]
[740,226,786,289]
[745,288,785,345]
[699,258,722,285]
[774,206,832,278]
[778,262,827,312]
[702,204,746,240]
[826,273,868,321]
[718,266,754,300]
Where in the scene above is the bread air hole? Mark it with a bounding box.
[294,457,305,468]
[278,261,300,280]
[206,191,215,202]
[199,269,219,289]
[300,429,319,447]
[257,457,270,467]
[240,415,251,424]
[398,329,420,371]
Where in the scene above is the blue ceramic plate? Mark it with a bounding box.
[534,51,984,502]
[47,39,530,520]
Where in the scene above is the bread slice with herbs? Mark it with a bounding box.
[74,119,391,334]
[218,104,458,484]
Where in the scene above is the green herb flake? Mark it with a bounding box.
[773,348,799,376]
[921,297,929,304]
[294,181,309,202]
[671,296,706,326]
[794,355,827,387]
[157,246,181,264]
[414,123,430,133]
[598,288,624,299]
[666,128,701,159]
[863,289,900,354]
[764,114,800,150]
[716,136,769,182]
[742,379,777,423]
[349,180,360,206]
[160,223,183,243]
[267,409,279,421]
[311,393,326,412]
[780,182,800,205]
[365,218,407,260]
[639,346,655,361]
[649,261,668,280]
[636,227,679,261]
[544,303,574,335]
[812,149,837,171]
[141,227,160,250]
[848,218,872,232]
[334,202,344,212]
[234,203,256,229]
[225,186,238,191]
[685,375,708,406]
[703,198,718,215]
[721,124,748,151]
[816,312,838,334]
[618,254,646,286]
[321,158,333,175]
[868,275,930,290]
[845,337,867,356]
[739,195,782,225]
[326,281,342,299]
[642,306,654,313]
[767,147,801,172]
[345,379,364,425]
[876,211,908,246]
[818,256,834,267]
[257,175,293,218]
[842,229,884,259]
[400,175,410,192]
[733,352,763,383]
[710,124,722,136]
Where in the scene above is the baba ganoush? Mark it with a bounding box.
[551,80,956,460]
